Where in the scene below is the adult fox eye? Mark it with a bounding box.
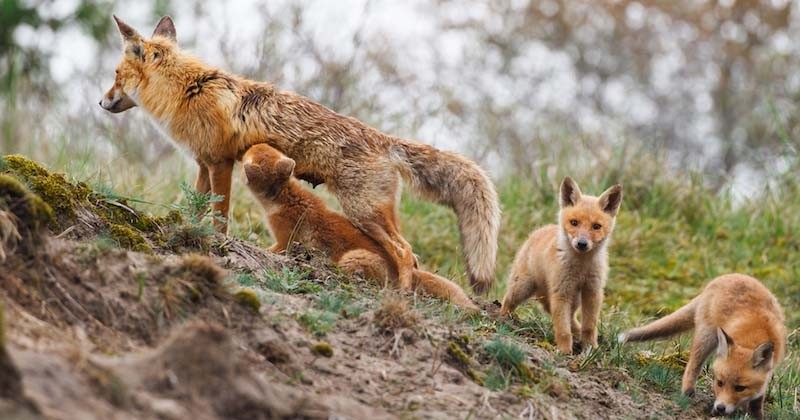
[592,223,601,230]
[734,385,746,392]
[570,220,578,226]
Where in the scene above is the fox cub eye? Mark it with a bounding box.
[734,385,746,392]
[716,380,724,387]
[592,223,602,230]
[152,51,160,61]
[570,219,578,226]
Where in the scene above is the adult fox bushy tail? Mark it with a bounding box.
[98,16,500,294]
[242,144,478,309]
[619,274,786,419]
[390,141,499,294]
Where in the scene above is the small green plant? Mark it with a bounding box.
[482,335,532,389]
[234,273,258,287]
[166,182,225,250]
[314,291,364,318]
[263,267,319,294]
[298,310,337,337]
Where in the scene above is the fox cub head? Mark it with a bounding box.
[99,15,178,113]
[712,328,776,416]
[558,177,623,253]
[241,144,296,198]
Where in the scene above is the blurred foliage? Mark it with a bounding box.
[429,0,800,184]
[0,0,114,96]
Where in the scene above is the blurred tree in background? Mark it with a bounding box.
[1,0,799,193]
[427,0,799,186]
[0,0,112,96]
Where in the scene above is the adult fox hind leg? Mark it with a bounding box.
[335,167,416,290]
[207,159,234,233]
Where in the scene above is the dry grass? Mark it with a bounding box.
[372,293,420,333]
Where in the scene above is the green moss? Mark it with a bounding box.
[446,340,483,385]
[235,289,261,312]
[107,223,152,253]
[447,341,471,368]
[0,174,55,231]
[311,342,334,357]
[2,155,90,224]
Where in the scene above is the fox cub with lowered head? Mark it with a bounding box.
[99,16,500,296]
[500,177,623,354]
[241,144,477,309]
[619,274,785,419]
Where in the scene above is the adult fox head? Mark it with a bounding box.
[558,177,623,253]
[242,144,296,199]
[712,328,775,416]
[99,15,177,113]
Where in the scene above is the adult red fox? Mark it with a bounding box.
[99,16,500,294]
[242,143,477,309]
[619,274,786,419]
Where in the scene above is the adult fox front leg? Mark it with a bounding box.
[99,15,501,293]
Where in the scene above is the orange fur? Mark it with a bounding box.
[619,274,785,419]
[242,144,477,309]
[500,177,623,354]
[100,16,500,295]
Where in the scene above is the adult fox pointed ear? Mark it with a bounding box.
[152,16,176,41]
[599,184,623,216]
[716,328,734,358]
[751,342,775,370]
[113,15,142,41]
[560,176,582,208]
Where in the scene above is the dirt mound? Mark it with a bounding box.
[0,156,707,419]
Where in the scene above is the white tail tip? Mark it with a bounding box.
[617,332,629,344]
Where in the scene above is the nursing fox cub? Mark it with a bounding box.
[242,144,477,309]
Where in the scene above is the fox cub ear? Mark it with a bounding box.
[560,177,582,208]
[152,16,177,42]
[751,342,775,370]
[274,158,296,181]
[716,328,734,358]
[598,184,623,216]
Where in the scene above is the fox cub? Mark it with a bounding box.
[241,144,477,309]
[500,177,623,354]
[619,274,785,419]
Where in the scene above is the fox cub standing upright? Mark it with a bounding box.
[241,144,477,309]
[619,274,785,419]
[99,16,500,295]
[500,177,623,354]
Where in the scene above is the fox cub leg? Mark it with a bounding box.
[500,271,540,316]
[579,287,602,349]
[412,270,478,310]
[681,326,717,396]
[338,249,390,286]
[550,293,578,354]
